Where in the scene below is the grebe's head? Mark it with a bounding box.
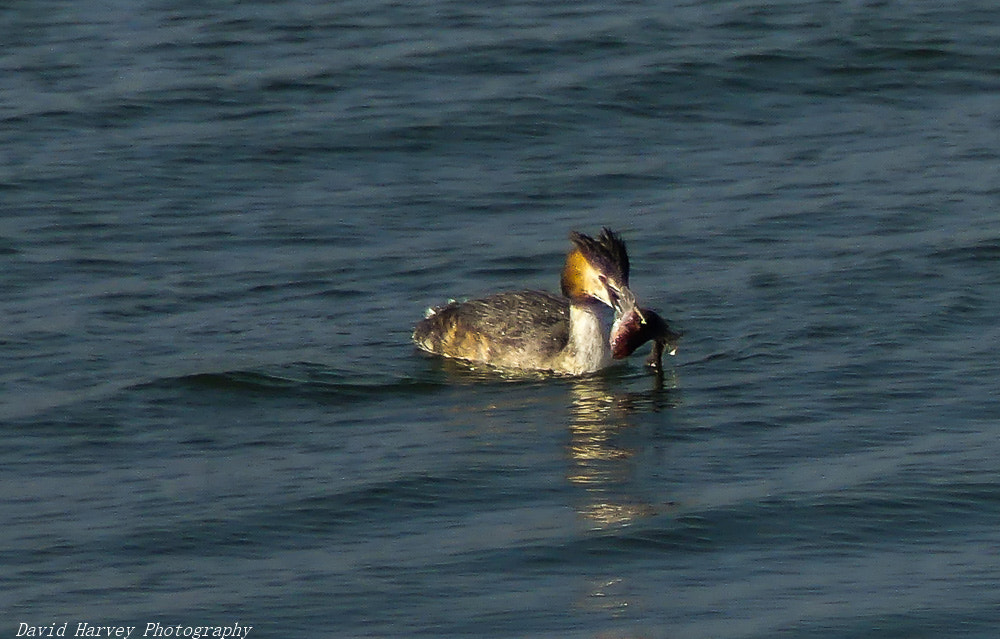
[561,228,638,312]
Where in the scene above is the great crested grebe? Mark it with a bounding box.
[413,228,640,375]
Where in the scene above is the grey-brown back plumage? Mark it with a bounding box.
[413,290,570,364]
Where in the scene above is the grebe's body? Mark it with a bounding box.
[413,229,637,376]
[413,290,614,375]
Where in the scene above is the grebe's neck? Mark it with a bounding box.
[565,300,613,374]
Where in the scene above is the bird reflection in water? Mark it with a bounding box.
[566,373,679,528]
[566,374,678,637]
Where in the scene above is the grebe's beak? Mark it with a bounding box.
[602,277,646,324]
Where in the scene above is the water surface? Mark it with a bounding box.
[3,1,1000,637]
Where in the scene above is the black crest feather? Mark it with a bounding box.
[568,228,630,285]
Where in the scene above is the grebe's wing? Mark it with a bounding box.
[413,290,569,360]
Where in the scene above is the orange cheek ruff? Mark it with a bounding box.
[561,249,606,302]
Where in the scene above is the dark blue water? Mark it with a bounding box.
[4,1,1000,637]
